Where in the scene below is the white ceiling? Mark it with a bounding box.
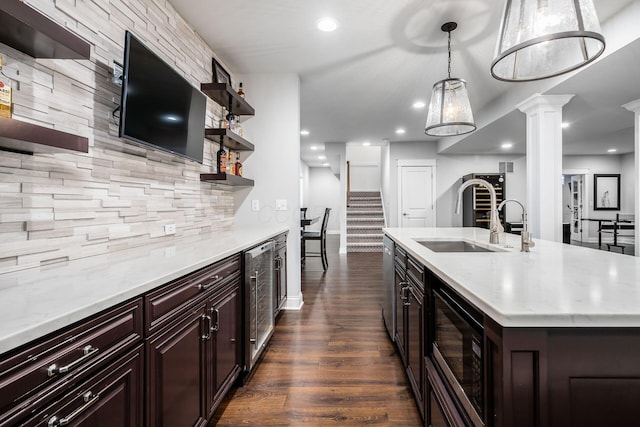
[169,0,639,166]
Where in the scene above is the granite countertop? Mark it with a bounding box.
[384,227,640,328]
[0,225,289,356]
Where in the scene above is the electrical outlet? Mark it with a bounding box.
[164,224,176,235]
[112,61,123,86]
[251,200,260,211]
[276,199,288,211]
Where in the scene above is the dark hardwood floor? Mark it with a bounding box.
[211,236,422,426]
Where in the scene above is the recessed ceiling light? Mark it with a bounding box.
[395,128,406,134]
[412,101,426,109]
[300,130,310,136]
[322,162,330,167]
[561,122,570,129]
[607,148,617,153]
[318,155,326,160]
[362,141,371,146]
[317,17,338,32]
[501,142,513,149]
[310,145,319,150]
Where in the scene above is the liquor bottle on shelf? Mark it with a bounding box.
[227,150,236,175]
[227,113,236,133]
[235,116,243,136]
[0,56,13,119]
[219,106,228,128]
[217,146,227,174]
[237,82,245,98]
[235,152,243,177]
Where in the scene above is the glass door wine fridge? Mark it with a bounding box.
[244,240,275,373]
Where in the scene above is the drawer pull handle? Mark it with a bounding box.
[47,345,99,377]
[47,391,99,426]
[211,308,220,332]
[197,275,221,290]
[201,315,212,340]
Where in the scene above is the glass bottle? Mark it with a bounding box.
[237,82,245,98]
[0,56,13,119]
[219,106,228,128]
[227,150,235,175]
[235,152,243,177]
[217,146,227,174]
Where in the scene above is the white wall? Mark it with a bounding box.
[347,145,381,191]
[306,167,341,234]
[300,160,310,208]
[385,141,526,227]
[235,73,302,310]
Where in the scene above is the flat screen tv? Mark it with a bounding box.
[119,31,206,163]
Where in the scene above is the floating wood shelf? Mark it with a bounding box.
[204,128,254,151]
[201,83,255,116]
[0,2,90,59]
[0,116,88,154]
[200,173,254,187]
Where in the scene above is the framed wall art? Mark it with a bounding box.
[594,174,620,210]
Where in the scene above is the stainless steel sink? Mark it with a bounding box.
[415,240,499,253]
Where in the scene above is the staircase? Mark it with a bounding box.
[346,191,384,252]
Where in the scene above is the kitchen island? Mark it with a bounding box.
[384,227,640,427]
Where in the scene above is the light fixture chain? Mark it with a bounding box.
[447,30,452,79]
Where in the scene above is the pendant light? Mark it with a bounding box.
[491,0,605,82]
[425,22,476,137]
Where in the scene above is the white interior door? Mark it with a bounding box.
[399,164,435,227]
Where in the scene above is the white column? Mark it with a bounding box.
[518,94,574,242]
[622,99,640,257]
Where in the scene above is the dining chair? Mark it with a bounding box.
[301,208,331,270]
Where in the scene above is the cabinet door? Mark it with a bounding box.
[20,345,143,427]
[207,282,241,416]
[407,282,424,419]
[394,267,407,365]
[429,389,451,427]
[147,302,208,427]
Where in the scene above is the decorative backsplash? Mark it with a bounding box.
[0,0,234,274]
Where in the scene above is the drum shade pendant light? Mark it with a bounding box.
[491,0,605,82]
[425,22,476,137]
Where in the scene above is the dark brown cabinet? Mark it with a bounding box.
[405,257,425,421]
[406,274,424,418]
[425,358,468,427]
[145,254,242,427]
[20,345,144,427]
[0,299,142,427]
[393,245,425,422]
[207,282,241,419]
[147,301,209,427]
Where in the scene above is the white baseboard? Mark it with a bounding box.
[283,295,304,310]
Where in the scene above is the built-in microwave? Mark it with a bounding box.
[432,285,484,426]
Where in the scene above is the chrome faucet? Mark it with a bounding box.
[497,199,535,252]
[455,178,503,244]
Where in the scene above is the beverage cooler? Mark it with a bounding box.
[244,241,275,373]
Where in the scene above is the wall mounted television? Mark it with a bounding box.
[119,31,206,163]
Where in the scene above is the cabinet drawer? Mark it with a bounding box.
[407,256,425,286]
[145,254,241,336]
[18,344,143,427]
[0,299,142,427]
[394,245,407,269]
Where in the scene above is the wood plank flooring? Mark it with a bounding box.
[210,236,421,426]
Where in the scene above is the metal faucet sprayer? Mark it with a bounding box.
[455,178,503,244]
[497,199,535,252]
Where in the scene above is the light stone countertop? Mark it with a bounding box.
[384,227,640,328]
[0,225,289,356]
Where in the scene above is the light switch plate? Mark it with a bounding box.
[276,199,288,211]
[251,200,260,211]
